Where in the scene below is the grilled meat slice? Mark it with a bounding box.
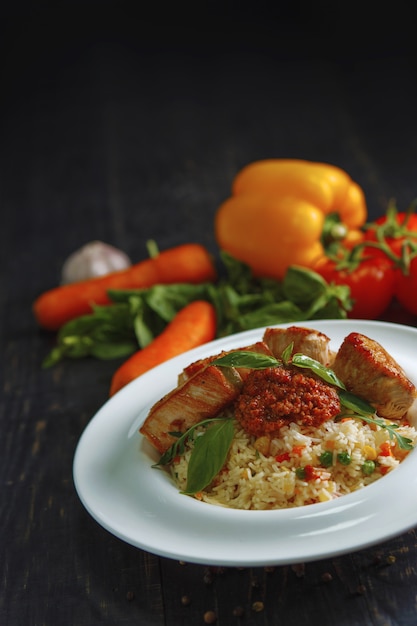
[177,357,209,385]
[141,341,275,453]
[263,326,335,366]
[140,364,243,453]
[332,332,417,419]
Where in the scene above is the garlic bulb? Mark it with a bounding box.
[61,241,132,284]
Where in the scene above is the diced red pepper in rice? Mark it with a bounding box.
[379,442,393,457]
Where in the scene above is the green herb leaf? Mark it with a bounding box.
[212,351,280,370]
[153,417,230,467]
[153,432,187,467]
[291,353,346,389]
[309,292,351,319]
[282,266,328,304]
[42,305,138,367]
[236,301,305,329]
[41,346,67,368]
[338,389,375,415]
[183,419,235,494]
[133,310,157,348]
[281,342,294,363]
[219,251,256,293]
[90,341,138,359]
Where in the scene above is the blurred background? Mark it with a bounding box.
[1,1,416,285]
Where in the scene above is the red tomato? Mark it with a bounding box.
[365,208,417,314]
[395,256,417,315]
[314,256,396,319]
[365,211,417,258]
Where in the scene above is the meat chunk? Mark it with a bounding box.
[140,364,242,453]
[142,341,277,453]
[263,326,335,366]
[332,332,417,419]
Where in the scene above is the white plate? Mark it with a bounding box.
[73,320,417,566]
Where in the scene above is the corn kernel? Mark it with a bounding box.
[254,436,271,456]
[363,445,377,460]
[318,488,333,502]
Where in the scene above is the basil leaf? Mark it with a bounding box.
[145,283,211,321]
[90,341,137,359]
[291,353,346,389]
[153,417,228,467]
[133,309,159,348]
[42,305,138,367]
[212,351,280,370]
[281,342,294,363]
[236,301,304,329]
[338,389,375,414]
[108,283,211,318]
[309,294,350,320]
[219,251,256,293]
[183,419,235,495]
[282,266,327,304]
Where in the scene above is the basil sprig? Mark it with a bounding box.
[153,417,235,494]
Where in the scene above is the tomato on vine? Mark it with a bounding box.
[362,200,417,316]
[313,250,396,320]
[364,200,417,258]
[395,256,417,315]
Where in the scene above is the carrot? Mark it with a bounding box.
[33,244,217,331]
[109,300,217,396]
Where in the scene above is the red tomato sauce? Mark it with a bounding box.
[234,366,341,438]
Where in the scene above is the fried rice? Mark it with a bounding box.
[170,416,417,510]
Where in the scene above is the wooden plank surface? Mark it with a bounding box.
[1,3,417,624]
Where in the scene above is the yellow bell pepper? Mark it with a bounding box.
[214,159,367,280]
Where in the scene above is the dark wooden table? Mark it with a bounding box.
[2,3,417,624]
